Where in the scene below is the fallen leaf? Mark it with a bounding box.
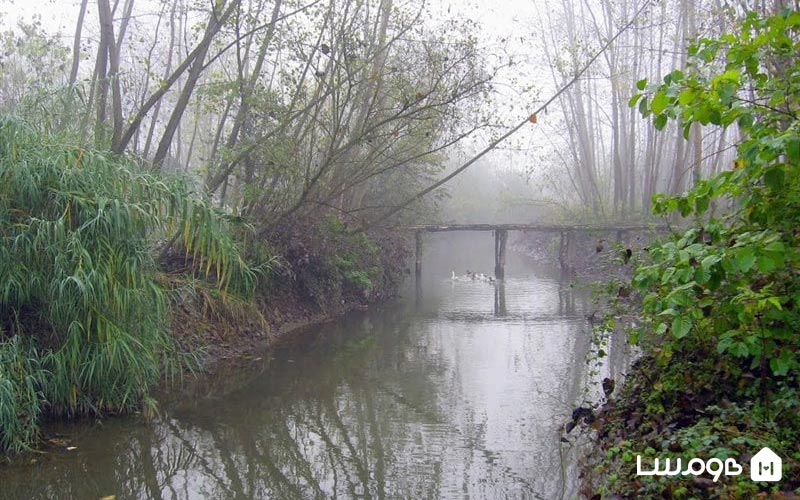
[528,113,538,124]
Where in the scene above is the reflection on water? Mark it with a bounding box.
[0,235,629,500]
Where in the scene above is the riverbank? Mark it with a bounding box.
[0,117,411,455]
[572,226,800,498]
[514,228,657,282]
[167,264,405,377]
[539,228,800,498]
[580,350,800,499]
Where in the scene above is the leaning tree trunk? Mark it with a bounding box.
[151,0,242,169]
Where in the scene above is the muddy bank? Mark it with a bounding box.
[168,272,405,377]
[162,218,411,376]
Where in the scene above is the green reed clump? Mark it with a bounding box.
[0,116,262,451]
[0,336,46,452]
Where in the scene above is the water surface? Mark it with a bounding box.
[0,235,628,499]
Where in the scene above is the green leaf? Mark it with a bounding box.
[766,296,782,310]
[734,247,756,272]
[651,91,669,114]
[770,358,789,376]
[701,255,721,269]
[683,122,692,140]
[695,104,711,124]
[694,193,710,214]
[763,240,785,253]
[628,93,643,107]
[671,316,692,339]
[655,114,668,130]
[636,78,648,91]
[678,88,696,105]
[630,326,644,345]
[785,138,799,164]
[719,68,740,82]
[756,255,777,273]
[678,197,692,217]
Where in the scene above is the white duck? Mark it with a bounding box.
[451,270,469,282]
[451,270,481,282]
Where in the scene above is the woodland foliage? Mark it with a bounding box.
[591,8,800,498]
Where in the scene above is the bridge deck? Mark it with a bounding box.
[403,223,667,232]
[409,222,667,279]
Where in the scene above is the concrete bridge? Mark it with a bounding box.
[405,223,667,279]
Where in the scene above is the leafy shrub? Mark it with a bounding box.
[629,8,800,382]
[588,10,800,498]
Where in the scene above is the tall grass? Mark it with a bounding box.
[0,116,263,451]
[0,336,45,452]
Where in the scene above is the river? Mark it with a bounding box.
[0,233,630,499]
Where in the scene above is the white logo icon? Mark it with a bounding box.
[750,447,782,482]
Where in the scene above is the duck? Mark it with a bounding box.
[450,270,471,282]
[451,270,497,283]
[473,272,497,283]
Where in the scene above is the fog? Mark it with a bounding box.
[0,0,744,224]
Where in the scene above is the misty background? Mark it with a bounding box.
[0,0,745,227]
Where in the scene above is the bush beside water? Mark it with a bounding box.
[586,10,800,498]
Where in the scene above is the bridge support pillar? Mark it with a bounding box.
[559,231,574,272]
[494,229,508,280]
[415,231,423,279]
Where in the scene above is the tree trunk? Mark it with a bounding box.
[143,1,178,158]
[153,0,242,170]
[69,0,89,85]
[94,0,112,132]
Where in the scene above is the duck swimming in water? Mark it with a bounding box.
[450,270,472,282]
[451,270,497,283]
[474,272,497,283]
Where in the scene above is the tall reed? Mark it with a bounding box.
[0,116,262,450]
